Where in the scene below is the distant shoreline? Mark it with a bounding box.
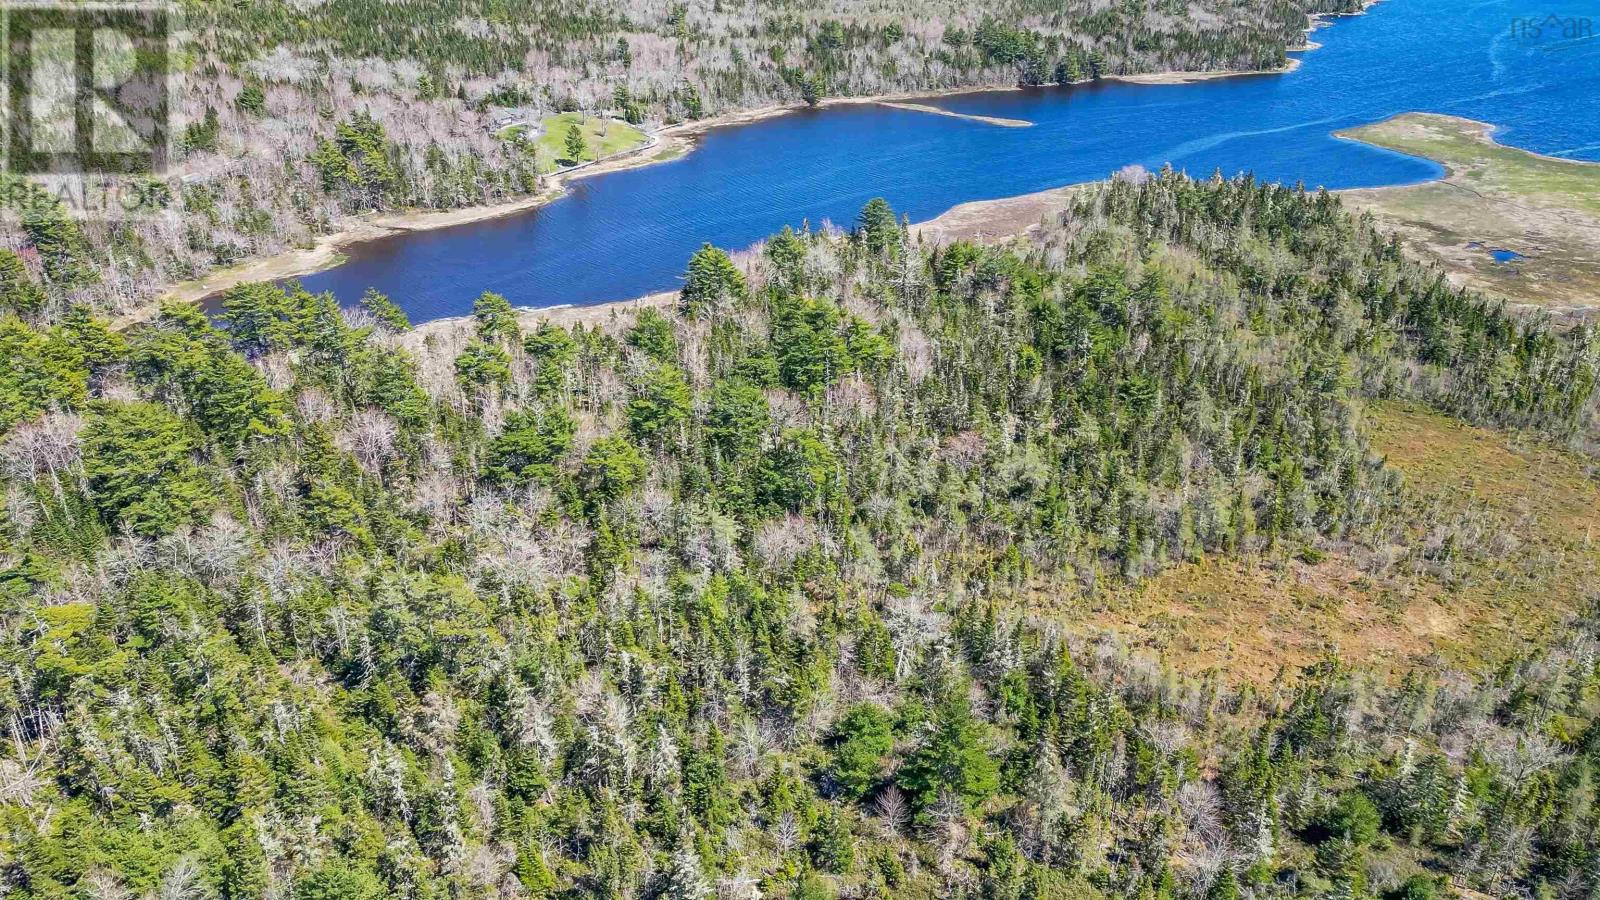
[401,183,1092,341]
[147,0,1378,331]
[147,82,1048,325]
[1335,112,1600,319]
[477,110,1598,338]
[146,47,1335,327]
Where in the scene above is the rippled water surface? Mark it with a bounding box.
[293,0,1600,322]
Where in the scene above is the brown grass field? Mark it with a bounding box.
[1085,401,1600,682]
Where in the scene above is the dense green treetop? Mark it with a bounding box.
[0,177,1596,899]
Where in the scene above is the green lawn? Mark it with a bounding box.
[528,112,647,173]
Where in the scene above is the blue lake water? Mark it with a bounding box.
[293,0,1600,322]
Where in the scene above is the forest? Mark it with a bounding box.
[0,0,1352,317]
[2,172,1599,899]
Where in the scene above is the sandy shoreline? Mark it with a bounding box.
[404,290,681,346]
[147,55,1323,325]
[401,180,1092,340]
[1109,56,1302,84]
[144,88,1006,323]
[144,131,693,325]
[875,101,1033,127]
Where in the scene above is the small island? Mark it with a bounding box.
[1338,112,1600,316]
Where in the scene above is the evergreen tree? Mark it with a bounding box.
[486,407,575,485]
[582,435,647,504]
[82,401,212,535]
[705,378,770,462]
[0,316,87,430]
[20,198,94,286]
[564,124,587,164]
[679,244,747,316]
[898,692,1000,812]
[0,249,46,314]
[773,296,849,394]
[312,113,401,207]
[473,290,520,345]
[856,198,901,255]
[455,342,513,392]
[360,287,411,332]
[627,364,692,443]
[292,863,385,900]
[829,704,893,800]
[237,83,266,115]
[756,428,840,515]
[625,308,679,361]
[1208,869,1241,900]
[801,73,824,106]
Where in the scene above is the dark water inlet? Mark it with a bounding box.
[284,0,1600,323]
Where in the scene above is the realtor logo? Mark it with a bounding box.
[2,1,171,176]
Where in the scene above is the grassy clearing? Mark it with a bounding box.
[1338,113,1600,312]
[530,112,646,173]
[1341,114,1600,215]
[1363,401,1600,661]
[1091,553,1428,684]
[1086,401,1600,683]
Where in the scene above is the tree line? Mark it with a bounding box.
[1,175,1597,899]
